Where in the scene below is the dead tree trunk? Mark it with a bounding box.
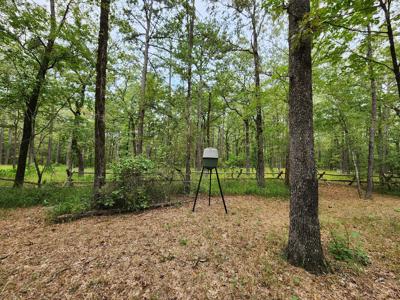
[286,0,327,274]
[93,0,111,203]
[365,25,377,199]
[244,119,250,173]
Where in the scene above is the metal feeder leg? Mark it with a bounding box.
[192,167,204,212]
[209,168,212,206]
[215,168,228,214]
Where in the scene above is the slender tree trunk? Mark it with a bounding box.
[286,0,326,274]
[5,128,11,165]
[183,0,195,194]
[56,137,60,164]
[12,123,17,169]
[136,7,151,155]
[251,10,265,188]
[351,149,362,198]
[93,0,111,202]
[0,127,3,165]
[244,119,250,173]
[14,0,60,187]
[365,25,377,199]
[66,136,73,172]
[46,121,53,166]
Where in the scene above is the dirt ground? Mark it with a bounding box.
[1,184,399,299]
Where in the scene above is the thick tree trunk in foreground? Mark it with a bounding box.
[93,0,111,202]
[183,0,195,194]
[365,25,377,199]
[286,0,327,274]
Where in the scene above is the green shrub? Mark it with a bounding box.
[328,230,370,266]
[98,156,161,211]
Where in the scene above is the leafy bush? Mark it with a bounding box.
[328,230,370,266]
[98,156,159,211]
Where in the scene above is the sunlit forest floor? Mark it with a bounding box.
[1,184,399,299]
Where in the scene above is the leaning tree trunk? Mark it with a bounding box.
[379,0,400,103]
[183,0,195,194]
[93,0,111,203]
[286,0,327,274]
[13,0,64,187]
[365,24,377,199]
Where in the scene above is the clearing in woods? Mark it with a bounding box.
[0,184,399,299]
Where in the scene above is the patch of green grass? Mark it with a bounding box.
[0,186,91,209]
[179,238,188,246]
[328,230,370,266]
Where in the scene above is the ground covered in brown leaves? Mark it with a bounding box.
[1,184,399,299]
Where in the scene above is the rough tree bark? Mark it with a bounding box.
[93,0,111,203]
[286,0,327,274]
[183,0,195,194]
[365,25,377,199]
[14,0,70,187]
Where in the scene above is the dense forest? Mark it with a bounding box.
[1,0,399,188]
[0,0,400,298]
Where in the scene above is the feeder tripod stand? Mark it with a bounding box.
[192,167,228,214]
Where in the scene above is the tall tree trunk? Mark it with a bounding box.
[183,0,195,194]
[0,127,3,165]
[251,9,265,188]
[66,136,73,172]
[14,0,63,187]
[136,6,151,155]
[46,121,53,166]
[365,25,377,199]
[71,136,84,176]
[93,0,111,202]
[5,128,11,165]
[244,119,250,173]
[286,0,326,274]
[12,123,17,169]
[341,132,349,173]
[56,137,60,164]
